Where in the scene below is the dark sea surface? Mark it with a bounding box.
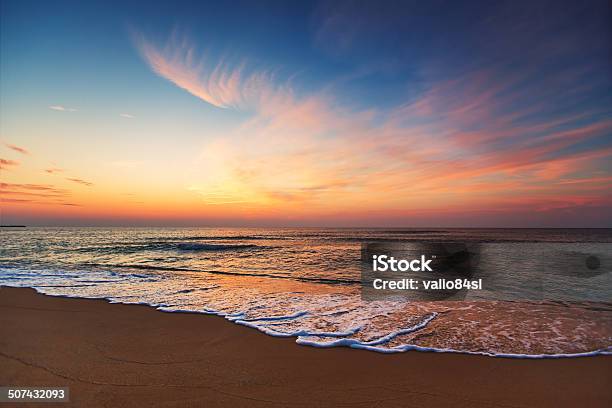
[1,227,611,356]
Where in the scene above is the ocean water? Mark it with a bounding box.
[1,227,611,357]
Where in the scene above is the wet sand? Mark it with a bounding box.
[0,287,610,407]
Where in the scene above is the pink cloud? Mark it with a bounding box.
[45,168,64,174]
[4,143,29,155]
[134,31,290,111]
[66,178,94,187]
[136,31,610,222]
[0,158,19,170]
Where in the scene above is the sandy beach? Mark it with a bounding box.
[0,287,609,407]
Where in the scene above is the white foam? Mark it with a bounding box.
[2,265,611,358]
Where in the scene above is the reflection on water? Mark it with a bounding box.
[1,227,611,356]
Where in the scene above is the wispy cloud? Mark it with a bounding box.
[119,113,135,118]
[0,197,81,207]
[0,182,74,206]
[49,105,77,112]
[4,143,29,155]
[1,182,65,192]
[0,158,19,170]
[135,28,610,222]
[44,167,64,174]
[1,182,69,195]
[188,65,611,215]
[66,177,94,187]
[133,31,290,111]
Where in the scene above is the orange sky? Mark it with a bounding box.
[1,3,611,227]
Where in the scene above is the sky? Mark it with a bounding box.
[1,0,611,227]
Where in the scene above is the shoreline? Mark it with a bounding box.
[6,284,611,359]
[1,287,611,407]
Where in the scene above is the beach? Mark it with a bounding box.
[2,0,612,406]
[1,287,610,407]
[2,228,611,357]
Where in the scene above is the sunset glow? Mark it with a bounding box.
[1,1,611,226]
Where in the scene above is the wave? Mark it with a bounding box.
[79,262,361,285]
[380,230,449,234]
[7,283,610,358]
[176,243,259,251]
[149,235,285,241]
[130,301,612,357]
[72,242,268,254]
[295,313,438,348]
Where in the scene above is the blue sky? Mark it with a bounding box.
[1,0,611,226]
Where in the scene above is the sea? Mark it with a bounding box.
[1,227,611,357]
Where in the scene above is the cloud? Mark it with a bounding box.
[0,183,73,206]
[1,182,62,191]
[1,182,69,195]
[136,28,611,222]
[0,197,81,207]
[45,167,64,174]
[2,190,65,198]
[133,31,290,110]
[0,158,19,170]
[187,63,612,215]
[119,113,135,118]
[49,105,77,112]
[0,198,32,203]
[4,143,29,155]
[65,177,94,187]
